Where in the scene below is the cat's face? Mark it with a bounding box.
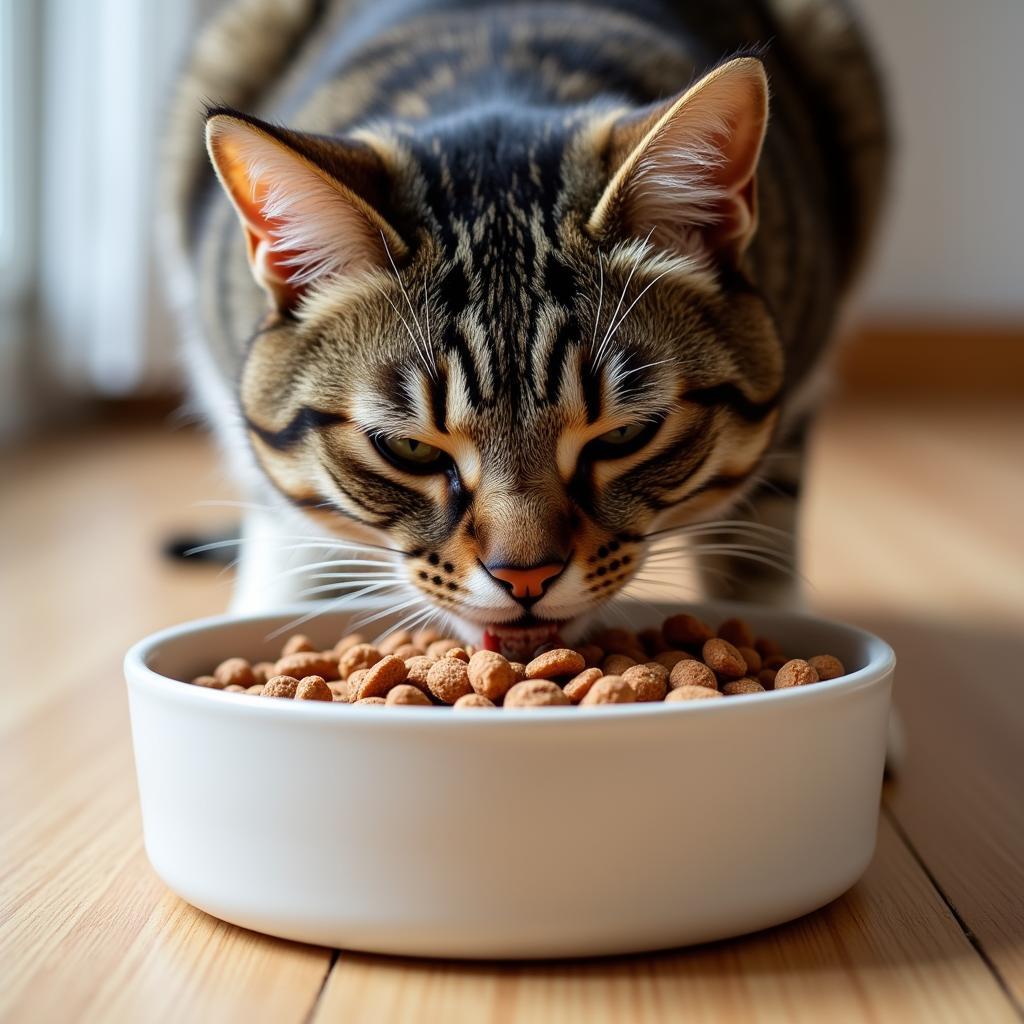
[209,58,782,640]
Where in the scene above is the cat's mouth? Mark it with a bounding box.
[481,618,566,661]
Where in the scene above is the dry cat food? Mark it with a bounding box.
[186,614,850,709]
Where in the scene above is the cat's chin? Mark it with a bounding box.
[444,608,605,661]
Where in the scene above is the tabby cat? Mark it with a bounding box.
[162,0,886,653]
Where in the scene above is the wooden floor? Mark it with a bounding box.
[2,396,1022,1023]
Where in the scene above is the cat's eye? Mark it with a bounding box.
[372,434,452,475]
[583,419,662,461]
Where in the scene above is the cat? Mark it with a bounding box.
[161,0,887,654]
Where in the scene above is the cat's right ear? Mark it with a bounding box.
[205,111,407,313]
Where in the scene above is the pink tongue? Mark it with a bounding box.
[482,622,563,661]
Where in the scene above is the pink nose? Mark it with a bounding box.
[486,563,564,600]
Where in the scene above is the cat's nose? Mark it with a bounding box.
[485,562,566,603]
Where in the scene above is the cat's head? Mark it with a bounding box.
[206,57,783,642]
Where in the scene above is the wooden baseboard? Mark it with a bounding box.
[836,325,1024,398]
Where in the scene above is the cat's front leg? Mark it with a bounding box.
[229,506,317,614]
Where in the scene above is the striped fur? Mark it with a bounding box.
[162,0,887,625]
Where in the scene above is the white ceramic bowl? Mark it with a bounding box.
[124,600,894,959]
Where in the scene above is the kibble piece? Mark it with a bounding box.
[662,613,714,649]
[774,659,820,688]
[328,681,352,702]
[426,658,473,705]
[665,684,724,701]
[444,647,470,663]
[453,693,497,710]
[580,675,636,705]
[338,643,381,679]
[467,650,517,702]
[403,656,435,692]
[334,632,367,656]
[577,644,605,668]
[192,674,221,689]
[356,654,408,699]
[504,680,571,708]
[653,649,693,671]
[737,646,762,674]
[354,696,386,705]
[601,653,637,675]
[721,677,766,696]
[808,654,846,681]
[757,669,777,689]
[717,617,756,649]
[275,651,340,681]
[413,627,444,649]
[525,648,586,680]
[702,638,747,680]
[637,627,668,656]
[762,654,789,671]
[563,667,603,704]
[295,675,333,701]
[386,683,433,706]
[214,657,254,688]
[263,675,299,698]
[755,635,784,659]
[392,643,423,660]
[669,659,719,691]
[245,683,265,695]
[377,630,413,655]
[281,634,315,657]
[224,684,246,692]
[508,661,527,681]
[593,628,637,655]
[251,661,276,685]
[426,638,464,659]
[622,664,668,702]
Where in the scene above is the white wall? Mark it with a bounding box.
[853,0,1024,322]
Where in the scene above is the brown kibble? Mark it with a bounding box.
[295,675,333,701]
[426,658,473,704]
[263,675,299,698]
[337,644,381,679]
[392,643,423,660]
[328,681,351,702]
[467,650,517,702]
[281,634,315,657]
[763,654,789,671]
[251,661,276,685]
[755,635,784,659]
[653,649,693,671]
[333,632,366,656]
[224,684,246,693]
[354,696,386,705]
[637,627,668,655]
[413,627,444,648]
[593,628,638,655]
[721,677,766,696]
[717,617,756,649]
[808,654,846,681]
[356,654,408,699]
[622,664,668,702]
[580,675,636,705]
[191,675,221,689]
[444,647,470,663]
[662,613,714,649]
[757,669,777,689]
[665,684,724,701]
[774,659,820,688]
[702,638,747,679]
[601,653,636,675]
[426,638,464,659]
[386,684,433,706]
[453,693,497,710]
[377,630,412,655]
[525,648,586,680]
[504,679,571,708]
[669,659,718,691]
[737,646,762,674]
[246,684,265,696]
[508,661,527,681]
[577,644,605,668]
[563,667,603,703]
[275,651,340,681]
[214,657,254,688]
[403,655,435,692]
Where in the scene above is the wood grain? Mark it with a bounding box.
[2,399,1022,1022]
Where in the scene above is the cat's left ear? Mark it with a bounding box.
[587,57,769,265]
[205,110,407,312]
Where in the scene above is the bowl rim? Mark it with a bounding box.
[124,600,895,727]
